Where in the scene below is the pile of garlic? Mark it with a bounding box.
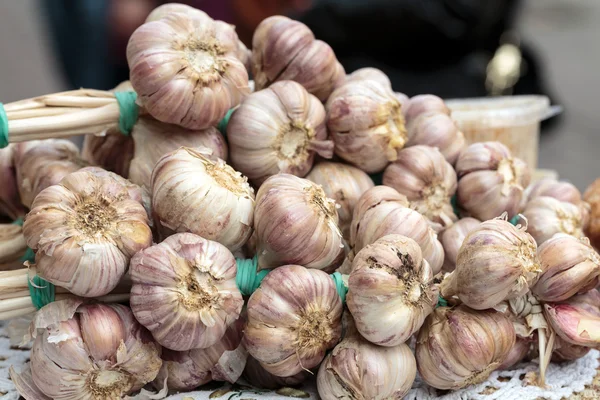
[1,3,599,400]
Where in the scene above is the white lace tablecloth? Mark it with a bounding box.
[0,322,597,400]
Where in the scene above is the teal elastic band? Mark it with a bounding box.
[114,91,139,136]
[12,217,24,226]
[331,272,348,304]
[28,275,55,310]
[509,215,520,226]
[0,103,8,149]
[235,256,268,296]
[437,295,449,308]
[217,108,235,138]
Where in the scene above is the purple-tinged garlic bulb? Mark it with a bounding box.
[254,174,344,271]
[127,12,250,129]
[456,141,531,220]
[326,80,406,173]
[347,235,436,346]
[244,265,343,377]
[526,178,583,205]
[403,94,450,121]
[152,147,254,252]
[416,305,516,390]
[584,178,600,249]
[345,67,392,88]
[252,16,344,101]
[383,145,457,229]
[306,162,374,240]
[227,80,333,186]
[82,133,134,178]
[552,337,591,362]
[0,145,25,220]
[243,356,310,389]
[498,337,531,370]
[439,217,480,272]
[522,196,585,245]
[130,233,243,351]
[23,169,152,297]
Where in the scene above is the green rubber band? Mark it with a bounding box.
[235,256,268,296]
[331,272,348,304]
[28,275,55,310]
[217,108,235,138]
[437,295,448,308]
[509,215,520,226]
[12,217,24,226]
[114,91,139,136]
[20,247,35,263]
[368,172,383,186]
[0,103,8,149]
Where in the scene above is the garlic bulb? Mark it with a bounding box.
[456,142,531,220]
[11,299,162,399]
[244,265,343,377]
[326,80,407,173]
[416,305,516,390]
[0,145,25,220]
[350,186,444,274]
[252,16,344,101]
[404,95,465,165]
[552,337,591,362]
[439,217,480,272]
[533,234,600,302]
[317,321,416,400]
[440,216,541,310]
[584,178,600,249]
[14,139,87,208]
[383,145,457,229]
[127,12,250,129]
[526,178,583,205]
[227,80,333,186]
[152,147,254,252]
[306,162,374,239]
[498,337,531,370]
[155,318,246,391]
[82,133,134,178]
[347,235,436,346]
[254,174,344,271]
[543,289,600,348]
[522,196,585,245]
[23,169,152,297]
[130,233,243,351]
[345,67,392,88]
[243,356,309,390]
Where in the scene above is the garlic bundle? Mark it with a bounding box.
[252,16,344,101]
[522,196,585,245]
[227,80,333,186]
[244,265,343,377]
[14,139,88,208]
[254,174,344,271]
[403,94,466,165]
[317,318,416,400]
[350,186,444,274]
[0,145,25,220]
[543,289,600,348]
[306,162,374,239]
[416,305,516,390]
[243,356,309,390]
[10,300,162,400]
[23,169,152,297]
[526,177,583,205]
[0,223,27,269]
[326,79,407,173]
[440,216,540,310]
[456,142,531,220]
[130,233,243,351]
[439,217,480,272]
[345,67,392,88]
[552,337,591,362]
[127,12,250,129]
[584,178,600,249]
[155,318,247,391]
[498,337,531,370]
[532,234,600,302]
[347,235,436,346]
[383,145,457,229]
[152,147,254,252]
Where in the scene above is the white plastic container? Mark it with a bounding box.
[445,95,559,168]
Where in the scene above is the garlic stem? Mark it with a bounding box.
[6,108,82,120]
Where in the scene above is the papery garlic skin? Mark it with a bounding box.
[252,16,344,101]
[456,142,531,220]
[416,305,516,390]
[350,186,444,274]
[243,356,309,389]
[498,337,531,370]
[244,265,343,377]
[522,196,585,245]
[23,169,152,297]
[15,140,88,208]
[584,178,600,249]
[383,145,457,229]
[533,234,600,302]
[228,80,333,186]
[0,145,25,220]
[130,233,243,351]
[254,174,344,271]
[127,13,250,129]
[526,178,583,205]
[552,337,591,362]
[440,217,480,272]
[317,329,416,400]
[327,80,407,173]
[403,94,450,121]
[0,224,27,266]
[82,133,134,178]
[152,147,254,252]
[306,162,374,240]
[441,217,540,310]
[347,235,436,346]
[345,67,392,88]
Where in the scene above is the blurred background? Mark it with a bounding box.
[0,0,598,188]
